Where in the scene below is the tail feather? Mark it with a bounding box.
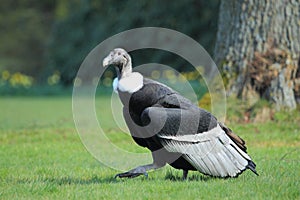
[219,122,247,152]
[219,122,258,176]
[247,160,259,176]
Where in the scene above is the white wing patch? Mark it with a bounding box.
[158,124,251,177]
[114,72,143,93]
[158,124,224,143]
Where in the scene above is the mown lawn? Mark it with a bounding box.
[0,96,299,199]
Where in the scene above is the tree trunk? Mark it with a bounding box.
[214,0,300,110]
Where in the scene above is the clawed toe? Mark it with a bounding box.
[114,164,158,179]
[114,171,148,179]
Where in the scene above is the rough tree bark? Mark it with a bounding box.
[214,0,300,110]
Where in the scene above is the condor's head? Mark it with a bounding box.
[102,48,132,78]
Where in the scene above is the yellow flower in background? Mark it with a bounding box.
[195,66,204,74]
[186,71,198,81]
[5,72,33,88]
[198,92,212,111]
[164,70,176,81]
[9,73,21,87]
[103,77,112,87]
[163,70,177,84]
[151,70,160,80]
[22,76,33,88]
[178,73,187,82]
[47,71,60,85]
[104,70,113,79]
[2,70,10,80]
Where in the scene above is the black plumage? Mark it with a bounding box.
[102,48,258,179]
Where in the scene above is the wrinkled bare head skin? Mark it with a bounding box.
[103,48,132,78]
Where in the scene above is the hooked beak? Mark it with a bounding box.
[102,56,111,67]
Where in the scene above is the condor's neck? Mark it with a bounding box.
[116,62,132,80]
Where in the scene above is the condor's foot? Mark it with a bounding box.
[115,166,149,179]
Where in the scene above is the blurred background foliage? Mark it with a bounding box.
[0,0,220,90]
[0,0,55,77]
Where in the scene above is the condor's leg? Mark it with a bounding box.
[183,170,188,180]
[114,163,162,178]
[115,151,168,179]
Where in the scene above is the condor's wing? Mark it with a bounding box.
[140,105,257,178]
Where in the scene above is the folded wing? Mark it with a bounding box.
[140,106,257,178]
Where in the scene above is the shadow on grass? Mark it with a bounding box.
[11,170,222,185]
[14,175,119,185]
[12,173,214,185]
[164,170,216,182]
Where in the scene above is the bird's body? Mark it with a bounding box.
[103,48,258,179]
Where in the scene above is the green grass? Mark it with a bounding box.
[0,96,299,199]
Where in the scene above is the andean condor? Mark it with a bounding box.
[102,48,258,179]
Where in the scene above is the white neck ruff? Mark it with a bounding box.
[113,72,143,93]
